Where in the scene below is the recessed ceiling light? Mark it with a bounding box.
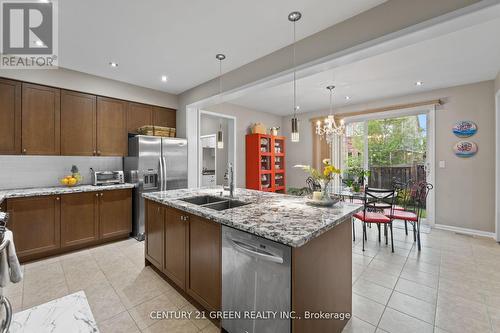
[415,81,423,86]
[345,96,351,101]
[161,75,168,82]
[109,62,118,68]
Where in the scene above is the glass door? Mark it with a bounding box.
[342,111,433,223]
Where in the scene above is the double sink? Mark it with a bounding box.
[179,195,250,211]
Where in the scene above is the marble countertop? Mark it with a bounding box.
[10,291,99,333]
[143,187,362,247]
[0,183,135,205]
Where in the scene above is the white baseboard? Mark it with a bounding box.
[433,224,496,239]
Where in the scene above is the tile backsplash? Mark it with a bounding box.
[0,156,123,189]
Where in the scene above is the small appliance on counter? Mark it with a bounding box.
[90,169,125,186]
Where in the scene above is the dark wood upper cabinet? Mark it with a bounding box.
[187,215,221,312]
[153,106,176,128]
[145,199,164,269]
[7,195,61,260]
[61,90,97,156]
[22,83,60,155]
[96,97,127,156]
[99,189,132,239]
[127,102,152,134]
[0,79,21,154]
[164,208,188,289]
[61,192,99,248]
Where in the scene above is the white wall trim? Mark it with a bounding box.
[433,223,496,239]
[495,89,500,241]
[197,110,237,188]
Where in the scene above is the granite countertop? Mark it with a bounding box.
[143,187,362,247]
[0,183,135,205]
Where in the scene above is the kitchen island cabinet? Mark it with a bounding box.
[144,188,360,333]
[186,214,221,312]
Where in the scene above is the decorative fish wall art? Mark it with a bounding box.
[452,121,477,137]
[453,141,478,157]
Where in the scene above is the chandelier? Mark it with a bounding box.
[315,85,345,144]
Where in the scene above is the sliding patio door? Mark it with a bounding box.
[342,109,434,224]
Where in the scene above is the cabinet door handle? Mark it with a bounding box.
[97,151,101,156]
[56,197,60,201]
[93,150,97,155]
[95,193,99,197]
[100,193,103,197]
[157,207,160,213]
[22,148,27,154]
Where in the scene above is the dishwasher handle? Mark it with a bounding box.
[231,239,284,264]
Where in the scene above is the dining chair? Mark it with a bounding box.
[353,187,396,252]
[391,178,414,235]
[385,181,433,251]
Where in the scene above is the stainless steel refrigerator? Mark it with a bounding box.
[124,135,188,240]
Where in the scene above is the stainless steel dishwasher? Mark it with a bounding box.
[222,226,291,333]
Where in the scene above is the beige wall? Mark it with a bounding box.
[204,103,283,187]
[284,81,496,233]
[0,67,178,109]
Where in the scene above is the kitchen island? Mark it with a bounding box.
[143,187,361,333]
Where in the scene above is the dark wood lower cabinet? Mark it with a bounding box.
[145,200,164,269]
[61,192,99,248]
[99,189,132,239]
[7,196,61,259]
[187,215,221,312]
[164,208,188,290]
[6,189,132,262]
[144,200,221,312]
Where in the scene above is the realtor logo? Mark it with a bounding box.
[0,0,58,68]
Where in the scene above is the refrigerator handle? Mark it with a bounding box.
[158,157,164,191]
[162,156,167,190]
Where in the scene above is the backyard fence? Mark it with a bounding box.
[368,164,426,189]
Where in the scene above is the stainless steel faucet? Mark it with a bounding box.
[223,163,234,198]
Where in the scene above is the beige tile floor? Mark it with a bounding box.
[3,239,218,333]
[3,221,499,333]
[346,221,500,333]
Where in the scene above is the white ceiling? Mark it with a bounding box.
[58,0,386,94]
[230,16,500,116]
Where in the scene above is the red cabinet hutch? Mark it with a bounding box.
[245,134,286,193]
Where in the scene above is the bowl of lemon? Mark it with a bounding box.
[60,165,83,187]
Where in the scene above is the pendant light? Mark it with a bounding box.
[216,53,225,149]
[288,11,301,143]
[316,85,345,144]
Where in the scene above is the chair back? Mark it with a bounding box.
[362,187,396,216]
[305,177,321,193]
[392,178,414,209]
[407,181,433,218]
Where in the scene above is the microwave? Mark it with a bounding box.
[91,170,125,186]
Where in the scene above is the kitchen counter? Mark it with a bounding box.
[143,187,361,247]
[0,183,135,205]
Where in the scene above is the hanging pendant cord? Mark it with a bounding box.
[293,20,297,118]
